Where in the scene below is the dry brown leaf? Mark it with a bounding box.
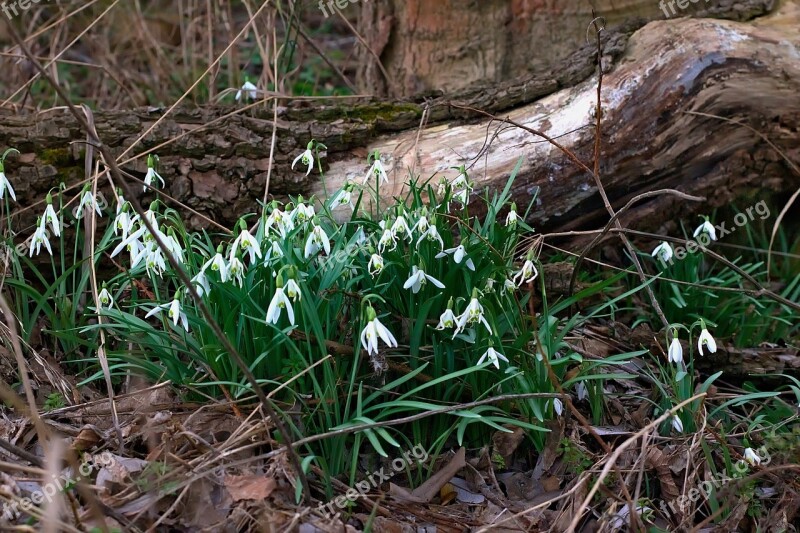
[491,425,525,461]
[224,473,276,502]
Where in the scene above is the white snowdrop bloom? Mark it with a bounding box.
[0,171,15,203]
[113,209,134,240]
[42,201,61,237]
[360,308,398,356]
[304,224,331,258]
[477,346,509,369]
[111,225,146,259]
[576,382,588,401]
[512,260,538,286]
[743,447,761,466]
[503,279,516,293]
[505,205,519,227]
[235,80,258,102]
[453,187,470,206]
[144,246,168,278]
[98,286,114,309]
[143,166,164,192]
[671,416,684,433]
[203,250,230,283]
[608,504,653,532]
[229,256,245,288]
[284,279,302,301]
[127,239,146,269]
[668,336,683,364]
[391,215,413,241]
[263,240,283,264]
[363,157,388,184]
[403,266,445,294]
[436,308,457,330]
[292,147,314,176]
[264,207,289,237]
[75,188,102,218]
[436,244,475,271]
[192,270,211,297]
[266,286,295,326]
[454,294,492,335]
[452,172,468,191]
[378,228,397,254]
[232,227,261,266]
[698,327,717,355]
[29,221,52,257]
[293,202,315,224]
[416,224,444,252]
[368,253,384,277]
[330,188,353,210]
[146,295,189,332]
[164,232,185,264]
[693,219,717,241]
[412,213,430,234]
[553,398,564,416]
[651,241,674,264]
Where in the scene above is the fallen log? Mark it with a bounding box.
[1,6,799,245]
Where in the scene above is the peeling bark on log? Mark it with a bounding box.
[1,7,799,247]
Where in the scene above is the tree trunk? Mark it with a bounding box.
[356,0,775,97]
[2,7,799,246]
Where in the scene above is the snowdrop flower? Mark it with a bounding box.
[202,246,230,283]
[697,324,717,355]
[192,270,211,297]
[477,344,509,369]
[436,300,457,330]
[693,217,717,241]
[98,284,114,309]
[231,224,262,265]
[265,205,294,238]
[505,203,519,227]
[403,265,445,294]
[144,245,168,277]
[455,290,492,335]
[436,244,475,271]
[29,219,52,257]
[235,79,258,102]
[671,415,684,433]
[292,198,315,224]
[368,253,384,277]
[143,154,164,192]
[304,224,331,258]
[146,291,189,332]
[42,194,61,237]
[360,306,398,356]
[164,229,185,264]
[75,186,102,218]
[330,184,354,211]
[0,169,15,203]
[668,331,683,364]
[743,447,761,466]
[229,256,245,288]
[608,504,653,531]
[292,141,315,176]
[391,215,413,241]
[285,278,302,301]
[651,241,673,264]
[451,168,468,190]
[412,210,430,234]
[266,278,295,326]
[363,151,388,184]
[416,224,444,252]
[113,206,135,240]
[377,228,397,254]
[576,382,588,402]
[512,259,538,286]
[553,398,564,416]
[503,279,516,293]
[263,239,284,264]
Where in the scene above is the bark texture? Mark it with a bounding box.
[356,0,776,97]
[1,5,799,245]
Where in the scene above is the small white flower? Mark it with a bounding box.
[76,189,102,218]
[454,296,492,335]
[360,312,398,356]
[363,157,388,184]
[402,266,445,294]
[698,327,717,355]
[743,447,761,466]
[143,167,165,192]
[416,225,444,252]
[192,270,211,298]
[265,207,293,238]
[553,398,563,416]
[330,188,353,210]
[164,233,185,264]
[29,223,52,257]
[693,219,717,241]
[42,203,61,237]
[505,207,519,227]
[203,251,230,282]
[304,224,331,258]
[668,336,683,364]
[378,228,397,254]
[512,260,538,286]
[652,242,674,264]
[0,171,16,202]
[232,227,262,265]
[576,382,588,401]
[146,296,189,332]
[266,286,295,326]
[144,245,168,278]
[671,415,684,433]
[436,244,475,271]
[293,202,315,224]
[368,253,384,277]
[412,214,430,234]
[435,308,457,330]
[292,148,314,176]
[229,256,245,287]
[391,216,413,241]
[477,346,509,369]
[113,209,134,240]
[284,279,302,301]
[263,240,284,264]
[503,279,516,293]
[235,80,258,101]
[98,286,114,309]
